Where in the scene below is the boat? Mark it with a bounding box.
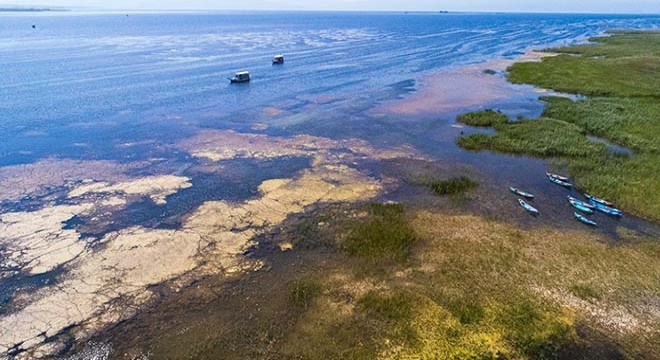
[567,195,595,209]
[546,172,570,182]
[584,193,614,207]
[272,54,284,64]
[229,71,250,83]
[574,212,597,226]
[547,174,573,188]
[518,199,539,215]
[588,199,623,217]
[568,196,594,214]
[509,187,534,199]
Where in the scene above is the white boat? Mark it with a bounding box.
[518,199,539,216]
[272,54,284,64]
[229,71,250,83]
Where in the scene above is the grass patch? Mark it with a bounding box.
[457,31,660,220]
[458,117,608,157]
[289,279,322,308]
[425,176,479,196]
[342,203,415,262]
[457,109,509,127]
[570,284,602,302]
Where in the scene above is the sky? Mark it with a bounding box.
[6,0,660,14]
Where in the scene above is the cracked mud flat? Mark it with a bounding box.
[0,131,420,358]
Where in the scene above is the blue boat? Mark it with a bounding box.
[584,193,614,207]
[547,174,572,188]
[568,195,595,209]
[568,196,594,214]
[510,186,534,199]
[518,198,539,215]
[588,199,623,217]
[546,172,570,182]
[574,212,597,226]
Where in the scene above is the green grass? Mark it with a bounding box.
[570,284,602,302]
[458,118,607,157]
[342,203,415,262]
[289,279,322,308]
[457,31,660,220]
[457,109,509,127]
[424,176,479,196]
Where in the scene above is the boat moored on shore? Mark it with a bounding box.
[568,196,594,214]
[547,174,573,188]
[509,186,534,199]
[518,198,539,215]
[574,212,597,226]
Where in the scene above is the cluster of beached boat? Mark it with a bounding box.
[510,172,622,227]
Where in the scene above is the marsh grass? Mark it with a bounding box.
[415,175,479,196]
[342,203,415,262]
[457,31,660,220]
[457,109,509,127]
[570,284,602,302]
[289,279,322,308]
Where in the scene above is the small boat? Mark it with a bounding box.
[229,71,251,83]
[574,212,597,226]
[568,196,594,214]
[272,54,285,64]
[567,195,595,209]
[588,199,623,217]
[584,194,614,207]
[518,199,539,215]
[546,172,570,182]
[547,174,573,188]
[510,187,534,199]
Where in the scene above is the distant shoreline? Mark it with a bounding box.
[0,8,69,12]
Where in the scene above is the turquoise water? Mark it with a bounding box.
[1,12,659,166]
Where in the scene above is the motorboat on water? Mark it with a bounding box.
[229,71,251,83]
[272,54,285,64]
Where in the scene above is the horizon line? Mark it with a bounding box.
[3,7,660,16]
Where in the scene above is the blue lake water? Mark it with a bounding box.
[1,11,659,166]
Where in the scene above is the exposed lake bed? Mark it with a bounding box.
[1,12,660,359]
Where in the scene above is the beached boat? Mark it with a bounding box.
[547,174,572,188]
[546,172,570,182]
[584,193,614,207]
[588,199,622,217]
[568,196,594,214]
[574,212,597,226]
[518,199,539,215]
[509,186,534,199]
[229,71,251,83]
[272,54,284,64]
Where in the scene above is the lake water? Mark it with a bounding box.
[1,12,659,166]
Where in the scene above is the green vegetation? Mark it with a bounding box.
[570,283,602,302]
[289,279,322,308]
[280,212,660,359]
[457,109,509,127]
[342,203,415,262]
[420,175,479,196]
[457,31,660,220]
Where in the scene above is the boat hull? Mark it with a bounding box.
[574,212,597,226]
